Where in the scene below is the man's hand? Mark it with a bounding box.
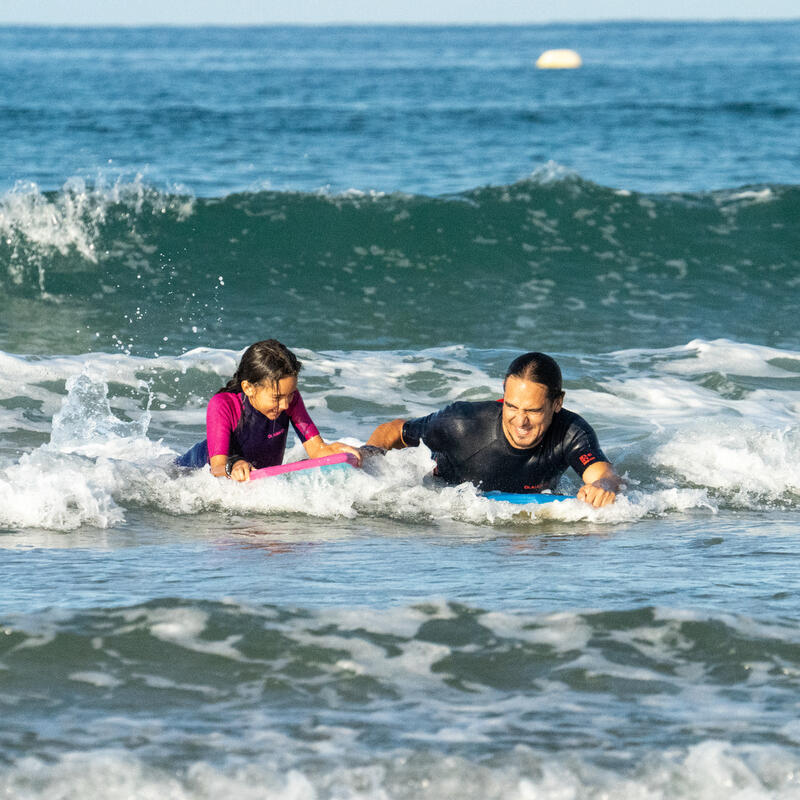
[577,478,617,507]
[577,462,621,507]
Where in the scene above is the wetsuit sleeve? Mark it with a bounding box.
[563,417,608,478]
[206,392,242,458]
[287,391,320,444]
[401,408,452,451]
[400,415,429,448]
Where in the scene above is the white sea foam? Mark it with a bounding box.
[480,611,593,652]
[0,176,195,293]
[5,600,798,792]
[649,607,800,645]
[331,636,453,687]
[0,347,238,397]
[0,369,177,530]
[68,671,123,689]
[654,422,800,502]
[576,340,800,502]
[2,339,799,530]
[720,187,775,205]
[0,452,125,530]
[145,607,245,660]
[2,741,799,800]
[527,160,580,185]
[612,338,800,380]
[1,180,105,266]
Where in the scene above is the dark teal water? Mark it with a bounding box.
[2,179,798,357]
[1,23,800,799]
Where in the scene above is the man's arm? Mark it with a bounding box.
[366,419,408,450]
[577,461,621,508]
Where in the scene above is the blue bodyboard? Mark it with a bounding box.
[484,491,573,505]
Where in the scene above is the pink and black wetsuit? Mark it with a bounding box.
[176,390,320,470]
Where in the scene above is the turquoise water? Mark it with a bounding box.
[2,23,800,799]
[2,23,798,196]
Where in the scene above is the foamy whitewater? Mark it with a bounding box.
[2,22,800,800]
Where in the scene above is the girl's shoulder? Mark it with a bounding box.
[208,390,243,416]
[289,388,313,411]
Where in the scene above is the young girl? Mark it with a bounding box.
[177,339,361,482]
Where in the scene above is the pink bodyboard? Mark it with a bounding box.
[249,452,359,481]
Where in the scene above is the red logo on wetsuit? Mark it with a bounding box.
[266,428,285,439]
[579,453,596,466]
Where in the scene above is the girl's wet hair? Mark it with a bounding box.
[504,352,563,400]
[219,339,302,394]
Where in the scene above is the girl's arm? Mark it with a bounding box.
[303,435,362,465]
[207,394,251,481]
[290,391,362,465]
[210,454,229,477]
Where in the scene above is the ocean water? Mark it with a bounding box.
[2,22,800,799]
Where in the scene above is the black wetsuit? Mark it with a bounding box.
[401,401,607,493]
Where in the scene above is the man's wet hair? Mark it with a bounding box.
[504,352,563,400]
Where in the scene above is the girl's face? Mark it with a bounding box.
[241,375,298,419]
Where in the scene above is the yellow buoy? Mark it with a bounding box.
[535,49,582,70]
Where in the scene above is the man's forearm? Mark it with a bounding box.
[366,419,407,450]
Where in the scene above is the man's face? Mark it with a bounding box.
[501,375,563,449]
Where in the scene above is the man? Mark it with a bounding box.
[366,352,621,507]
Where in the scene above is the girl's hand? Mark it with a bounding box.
[326,442,363,466]
[303,435,362,466]
[228,459,253,482]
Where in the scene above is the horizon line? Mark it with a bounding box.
[1,17,798,28]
